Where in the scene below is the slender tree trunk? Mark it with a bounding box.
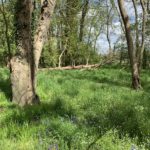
[79,0,89,42]
[138,0,147,72]
[132,0,139,56]
[118,0,141,89]
[147,0,150,13]
[0,0,12,70]
[58,49,66,68]
[143,49,147,69]
[120,49,123,65]
[86,58,89,66]
[132,0,146,73]
[34,0,56,71]
[93,24,103,52]
[115,6,125,34]
[106,1,112,56]
[11,0,38,106]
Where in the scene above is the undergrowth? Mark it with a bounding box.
[0,67,150,150]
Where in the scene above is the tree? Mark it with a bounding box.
[106,0,113,56]
[11,0,56,106]
[79,0,89,42]
[0,0,15,68]
[34,0,56,70]
[0,0,11,69]
[118,0,147,89]
[118,0,140,89]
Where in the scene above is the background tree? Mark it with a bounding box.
[118,0,147,89]
[0,0,15,67]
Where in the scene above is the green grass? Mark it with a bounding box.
[0,67,150,150]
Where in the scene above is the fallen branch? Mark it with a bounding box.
[39,58,115,71]
[39,64,100,71]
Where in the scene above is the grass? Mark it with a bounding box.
[0,67,150,150]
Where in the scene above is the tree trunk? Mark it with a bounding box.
[93,24,103,52]
[147,0,150,13]
[58,49,66,68]
[106,0,112,56]
[11,0,38,106]
[132,0,147,73]
[10,0,56,106]
[143,49,147,69]
[138,0,147,72]
[34,0,56,71]
[79,0,89,42]
[0,0,12,71]
[118,0,141,89]
[132,0,139,56]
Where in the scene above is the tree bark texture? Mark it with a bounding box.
[34,0,56,70]
[11,0,38,106]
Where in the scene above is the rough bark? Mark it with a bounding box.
[34,0,56,70]
[118,0,141,89]
[11,0,39,106]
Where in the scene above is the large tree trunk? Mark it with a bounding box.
[11,0,38,106]
[118,0,141,89]
[34,0,56,71]
[10,0,56,106]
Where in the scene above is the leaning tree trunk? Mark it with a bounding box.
[11,0,38,106]
[118,0,141,89]
[34,0,56,71]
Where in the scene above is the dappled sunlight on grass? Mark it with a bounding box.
[0,67,150,149]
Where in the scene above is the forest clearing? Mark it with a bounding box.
[0,0,150,149]
[0,67,150,149]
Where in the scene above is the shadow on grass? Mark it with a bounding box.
[3,96,77,125]
[0,71,12,101]
[2,95,150,145]
[1,68,150,149]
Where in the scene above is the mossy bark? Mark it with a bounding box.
[11,0,39,106]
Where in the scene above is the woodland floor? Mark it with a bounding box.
[0,66,150,150]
